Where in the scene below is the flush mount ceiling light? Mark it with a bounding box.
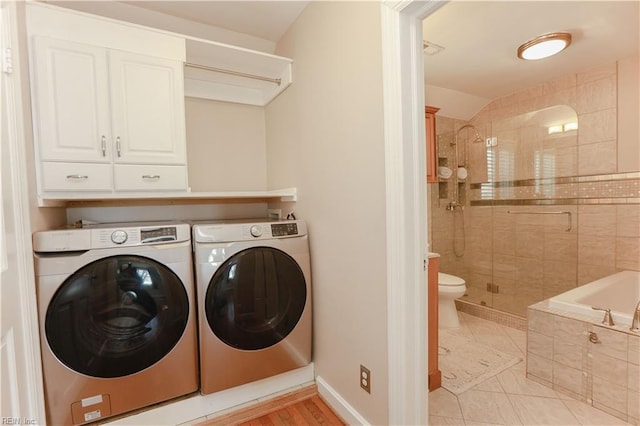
[517,32,572,60]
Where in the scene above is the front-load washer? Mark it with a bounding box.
[193,219,312,394]
[33,222,198,425]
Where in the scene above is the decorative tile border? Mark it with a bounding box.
[469,171,640,189]
[471,197,640,206]
[467,170,640,206]
[455,299,527,331]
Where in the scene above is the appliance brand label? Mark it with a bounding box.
[84,410,101,422]
[81,395,103,407]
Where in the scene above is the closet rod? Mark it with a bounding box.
[184,62,282,86]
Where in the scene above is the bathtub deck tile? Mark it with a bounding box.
[554,339,585,370]
[526,352,553,383]
[591,325,629,361]
[528,331,553,359]
[629,363,640,393]
[629,389,640,422]
[527,308,555,336]
[629,335,640,366]
[553,361,585,397]
[592,375,628,419]
[554,316,589,346]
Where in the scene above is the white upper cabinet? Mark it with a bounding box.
[32,37,112,163]
[27,3,189,200]
[109,51,186,165]
[32,37,186,166]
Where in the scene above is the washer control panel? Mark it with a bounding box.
[33,223,190,252]
[140,227,178,244]
[271,223,298,237]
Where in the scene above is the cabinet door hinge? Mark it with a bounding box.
[3,47,13,74]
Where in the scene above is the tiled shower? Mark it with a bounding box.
[428,59,640,319]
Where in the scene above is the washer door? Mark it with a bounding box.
[205,247,307,350]
[45,255,189,378]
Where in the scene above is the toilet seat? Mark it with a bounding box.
[438,272,465,287]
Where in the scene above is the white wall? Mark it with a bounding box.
[265,2,388,424]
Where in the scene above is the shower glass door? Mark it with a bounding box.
[430,105,581,318]
[482,105,580,317]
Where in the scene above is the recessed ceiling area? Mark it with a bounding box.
[423,1,640,101]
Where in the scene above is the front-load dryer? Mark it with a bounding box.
[33,222,198,425]
[193,219,312,394]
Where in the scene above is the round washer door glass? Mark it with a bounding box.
[45,255,189,378]
[205,247,307,350]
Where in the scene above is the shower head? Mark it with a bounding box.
[453,124,484,145]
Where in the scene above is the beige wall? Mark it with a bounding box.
[617,55,640,173]
[186,98,267,192]
[265,2,388,423]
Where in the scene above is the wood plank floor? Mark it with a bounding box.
[198,385,345,426]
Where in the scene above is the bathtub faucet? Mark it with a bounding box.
[631,301,640,332]
[592,306,615,326]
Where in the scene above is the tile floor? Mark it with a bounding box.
[429,312,632,425]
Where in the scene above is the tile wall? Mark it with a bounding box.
[429,61,640,318]
[526,303,640,424]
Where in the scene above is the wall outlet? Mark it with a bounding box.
[360,365,371,393]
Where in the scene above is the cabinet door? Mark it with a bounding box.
[31,37,112,162]
[425,106,440,183]
[109,51,186,165]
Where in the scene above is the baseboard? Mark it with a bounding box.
[316,376,370,426]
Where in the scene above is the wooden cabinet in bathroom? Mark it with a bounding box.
[425,106,440,183]
[427,254,440,391]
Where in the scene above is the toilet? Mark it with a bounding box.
[438,272,466,328]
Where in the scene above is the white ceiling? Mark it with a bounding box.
[423,1,640,101]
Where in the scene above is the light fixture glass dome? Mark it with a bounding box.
[517,32,572,60]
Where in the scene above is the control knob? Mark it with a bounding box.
[111,230,128,244]
[249,225,263,237]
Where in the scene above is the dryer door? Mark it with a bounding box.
[45,255,189,378]
[205,247,307,350]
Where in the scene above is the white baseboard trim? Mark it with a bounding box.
[316,376,369,426]
[104,363,314,425]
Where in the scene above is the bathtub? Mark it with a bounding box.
[548,270,640,326]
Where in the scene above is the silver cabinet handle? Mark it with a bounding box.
[101,135,106,157]
[142,175,160,180]
[66,174,88,180]
[116,136,121,157]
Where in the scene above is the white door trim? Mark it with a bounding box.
[381,1,446,424]
[1,0,47,421]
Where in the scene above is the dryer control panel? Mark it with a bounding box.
[193,220,306,243]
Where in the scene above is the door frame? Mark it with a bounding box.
[381,1,446,424]
[1,0,47,421]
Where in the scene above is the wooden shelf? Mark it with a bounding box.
[38,188,297,207]
[184,37,293,106]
